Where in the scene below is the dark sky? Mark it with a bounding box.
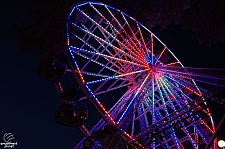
[1,1,225,149]
[1,1,84,148]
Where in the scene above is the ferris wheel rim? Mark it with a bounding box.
[65,1,216,148]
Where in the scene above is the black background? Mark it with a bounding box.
[1,0,225,148]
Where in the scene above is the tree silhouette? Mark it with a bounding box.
[182,0,225,45]
[10,0,225,59]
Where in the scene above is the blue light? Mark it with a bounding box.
[85,85,98,101]
[117,73,150,124]
[144,54,152,65]
[86,76,116,85]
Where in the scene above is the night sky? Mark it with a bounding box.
[1,1,225,149]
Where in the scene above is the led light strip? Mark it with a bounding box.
[69,46,147,68]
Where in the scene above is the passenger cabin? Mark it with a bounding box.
[55,102,88,127]
[82,125,118,148]
[37,52,67,83]
[59,87,84,101]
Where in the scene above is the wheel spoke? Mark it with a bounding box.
[154,46,167,65]
[104,5,148,63]
[70,22,146,67]
[86,68,149,85]
[89,4,148,65]
[69,46,147,68]
[64,2,221,149]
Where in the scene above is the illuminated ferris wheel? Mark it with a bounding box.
[38,1,225,149]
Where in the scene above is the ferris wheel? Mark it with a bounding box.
[37,1,225,149]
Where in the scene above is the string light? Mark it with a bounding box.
[69,46,146,68]
[66,2,215,148]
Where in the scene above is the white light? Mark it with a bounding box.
[218,140,225,148]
